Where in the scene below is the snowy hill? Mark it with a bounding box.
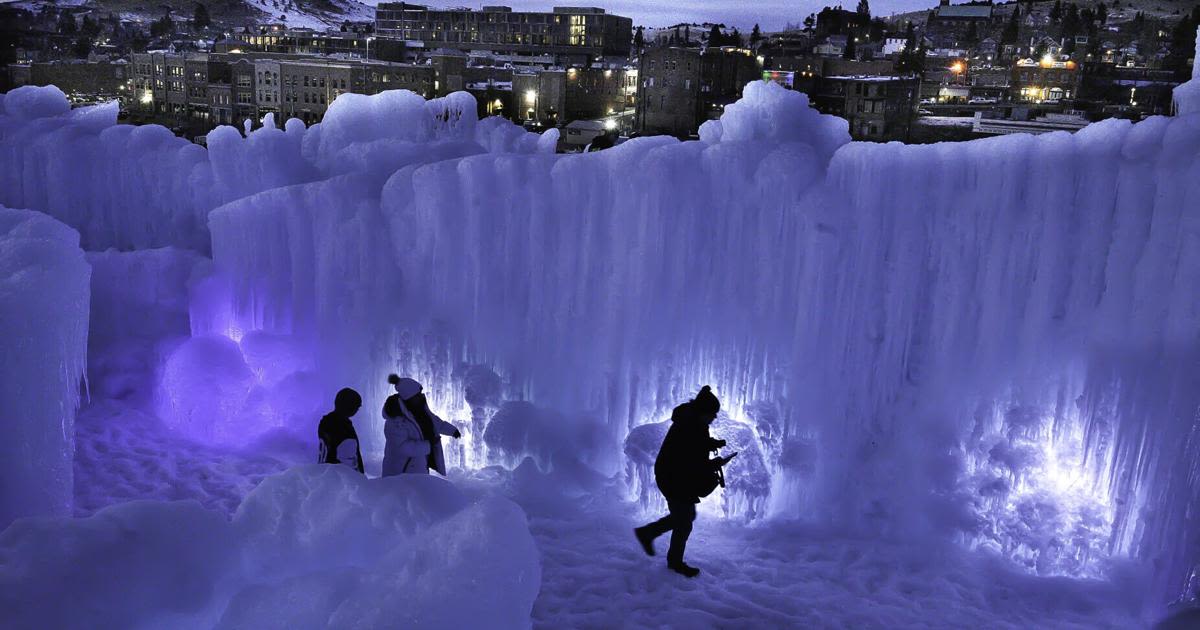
[10,0,373,29]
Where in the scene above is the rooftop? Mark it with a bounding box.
[935,4,993,19]
[826,74,913,82]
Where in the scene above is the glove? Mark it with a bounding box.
[713,439,727,449]
[452,429,462,439]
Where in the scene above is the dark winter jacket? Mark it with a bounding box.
[654,401,724,503]
[318,412,364,474]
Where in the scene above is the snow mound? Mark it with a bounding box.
[699,79,849,161]
[0,206,90,528]
[0,465,540,629]
[0,84,70,120]
[302,90,481,175]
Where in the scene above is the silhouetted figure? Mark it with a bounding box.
[318,387,364,474]
[381,374,462,476]
[633,386,736,577]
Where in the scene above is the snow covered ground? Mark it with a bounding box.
[68,398,1151,628]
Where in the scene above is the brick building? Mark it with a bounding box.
[1011,56,1080,103]
[636,46,760,137]
[811,75,920,141]
[375,4,632,65]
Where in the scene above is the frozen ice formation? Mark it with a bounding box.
[0,206,90,528]
[2,71,1199,601]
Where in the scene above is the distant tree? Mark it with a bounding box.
[72,34,92,58]
[856,0,870,18]
[193,3,211,30]
[896,32,925,74]
[341,20,350,32]
[750,23,762,48]
[57,11,77,34]
[1079,7,1095,34]
[1062,3,1081,36]
[1002,7,1021,45]
[80,15,102,37]
[868,17,886,41]
[131,29,149,52]
[150,14,174,38]
[1049,0,1063,23]
[684,24,691,44]
[1165,8,1200,73]
[634,25,644,51]
[708,24,723,47]
[803,14,816,32]
[674,26,681,44]
[1096,2,1107,24]
[731,27,744,47]
[843,30,857,59]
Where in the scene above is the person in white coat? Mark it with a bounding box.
[381,374,461,476]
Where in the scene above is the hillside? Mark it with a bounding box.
[12,0,373,29]
[883,0,1199,28]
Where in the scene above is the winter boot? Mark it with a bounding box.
[667,562,701,578]
[634,526,656,556]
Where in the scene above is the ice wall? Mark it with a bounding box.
[4,77,1199,601]
[207,81,1200,600]
[0,86,550,251]
[0,206,90,527]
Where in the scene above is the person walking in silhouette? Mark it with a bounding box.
[634,386,736,577]
[381,374,462,476]
[318,388,365,474]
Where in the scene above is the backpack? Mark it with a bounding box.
[695,456,726,498]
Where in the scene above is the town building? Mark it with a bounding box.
[374,4,632,65]
[255,59,282,119]
[1011,56,1079,103]
[635,46,760,137]
[811,75,920,141]
[4,59,128,104]
[925,0,995,50]
[237,27,406,62]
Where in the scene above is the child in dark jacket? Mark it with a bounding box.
[318,388,365,474]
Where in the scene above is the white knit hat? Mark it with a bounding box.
[388,374,423,400]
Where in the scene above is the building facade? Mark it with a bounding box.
[811,75,920,141]
[1011,57,1080,103]
[636,46,760,137]
[375,4,632,64]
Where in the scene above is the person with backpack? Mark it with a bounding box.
[381,374,462,477]
[318,387,365,474]
[633,385,736,577]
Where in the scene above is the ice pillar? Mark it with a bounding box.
[0,207,90,527]
[1173,27,1200,115]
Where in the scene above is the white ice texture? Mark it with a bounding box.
[0,465,541,630]
[1172,27,1200,115]
[0,206,90,528]
[3,71,1200,604]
